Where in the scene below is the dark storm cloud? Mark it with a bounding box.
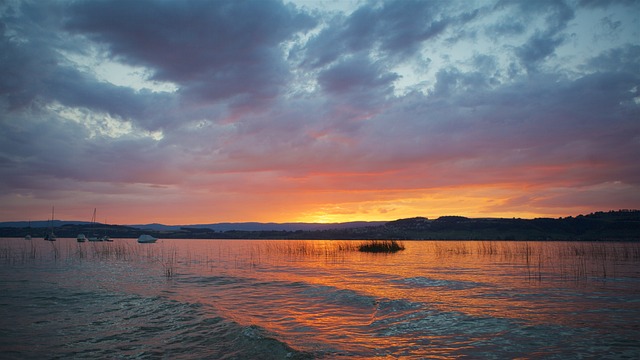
[0,2,62,110]
[346,0,450,56]
[497,0,574,31]
[496,0,575,72]
[301,0,464,70]
[65,0,316,105]
[486,18,526,37]
[586,45,640,74]
[0,25,42,109]
[516,32,565,71]
[430,68,496,98]
[317,55,399,94]
[578,0,639,8]
[45,67,148,120]
[0,1,173,131]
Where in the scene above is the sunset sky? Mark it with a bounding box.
[1,0,639,225]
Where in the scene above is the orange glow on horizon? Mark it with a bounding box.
[3,181,621,225]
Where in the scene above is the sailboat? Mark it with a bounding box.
[44,207,57,241]
[24,220,32,240]
[87,208,111,241]
[88,208,102,241]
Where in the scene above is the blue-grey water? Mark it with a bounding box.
[1,238,639,359]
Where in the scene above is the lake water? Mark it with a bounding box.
[1,238,639,359]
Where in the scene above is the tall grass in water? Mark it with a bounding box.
[27,241,37,260]
[427,241,640,282]
[260,240,406,257]
[358,240,405,253]
[261,240,360,257]
[87,241,179,278]
[0,241,38,265]
[1,239,182,278]
[3,239,638,282]
[161,246,178,278]
[74,243,86,259]
[89,241,134,261]
[48,241,59,260]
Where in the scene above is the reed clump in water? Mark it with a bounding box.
[260,240,406,256]
[89,241,134,261]
[358,240,405,253]
[161,246,177,278]
[261,240,361,257]
[426,240,640,282]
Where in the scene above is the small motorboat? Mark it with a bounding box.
[88,235,103,242]
[77,234,86,242]
[137,234,158,243]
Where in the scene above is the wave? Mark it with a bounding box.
[392,276,483,290]
[0,284,313,359]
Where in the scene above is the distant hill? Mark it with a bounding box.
[132,221,387,232]
[0,220,385,231]
[0,220,91,228]
[1,210,638,241]
[375,211,640,241]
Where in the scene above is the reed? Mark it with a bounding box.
[425,240,640,282]
[161,246,178,278]
[48,241,59,260]
[24,241,37,261]
[358,240,405,253]
[74,243,86,259]
[2,238,638,282]
[0,245,11,263]
[260,240,361,257]
[258,239,409,256]
[0,241,38,264]
[4,239,181,278]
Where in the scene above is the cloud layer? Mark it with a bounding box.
[1,0,639,224]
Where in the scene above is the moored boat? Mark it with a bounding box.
[87,208,110,241]
[44,207,57,241]
[137,234,157,243]
[25,220,32,240]
[77,234,86,242]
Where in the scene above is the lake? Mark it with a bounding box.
[1,238,639,359]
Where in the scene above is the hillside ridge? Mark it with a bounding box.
[1,210,638,241]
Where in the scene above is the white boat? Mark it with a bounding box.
[137,234,157,243]
[44,207,57,241]
[25,221,32,240]
[87,208,109,241]
[77,234,86,242]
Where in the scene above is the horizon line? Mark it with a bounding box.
[3,209,638,227]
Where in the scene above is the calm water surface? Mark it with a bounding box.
[1,238,639,359]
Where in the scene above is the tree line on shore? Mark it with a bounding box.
[1,210,638,241]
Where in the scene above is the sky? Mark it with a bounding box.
[0,0,639,225]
